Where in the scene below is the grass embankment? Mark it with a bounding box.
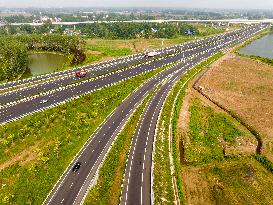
[0,65,166,204]
[175,51,273,204]
[195,52,273,165]
[182,158,273,205]
[152,52,223,204]
[84,91,153,205]
[179,97,273,205]
[184,99,255,165]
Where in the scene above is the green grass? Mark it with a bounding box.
[149,52,224,204]
[185,99,242,165]
[84,89,153,205]
[255,155,273,173]
[171,52,224,203]
[203,159,273,205]
[0,65,166,205]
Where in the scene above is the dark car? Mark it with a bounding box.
[72,162,81,172]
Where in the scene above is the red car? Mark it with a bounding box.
[75,69,87,78]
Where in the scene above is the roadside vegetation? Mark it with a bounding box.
[152,52,223,204]
[195,53,273,161]
[184,98,255,165]
[175,48,273,204]
[0,65,166,204]
[0,34,84,82]
[182,158,273,205]
[177,92,272,205]
[0,22,232,83]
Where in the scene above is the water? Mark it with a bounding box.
[239,34,273,59]
[29,53,68,76]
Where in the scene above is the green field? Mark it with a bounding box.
[0,66,166,204]
[61,24,230,71]
[178,89,272,204]
[182,158,273,205]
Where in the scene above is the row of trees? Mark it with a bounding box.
[78,22,200,39]
[0,38,29,81]
[0,35,85,81]
[0,22,223,39]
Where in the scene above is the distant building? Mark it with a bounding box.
[54,17,62,23]
[63,28,81,36]
[151,28,158,33]
[40,16,51,22]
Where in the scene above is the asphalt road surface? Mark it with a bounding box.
[42,24,267,205]
[0,24,266,125]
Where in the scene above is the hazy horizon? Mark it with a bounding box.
[1,0,273,10]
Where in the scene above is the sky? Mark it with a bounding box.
[1,0,273,10]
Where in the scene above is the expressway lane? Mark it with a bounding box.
[0,24,257,101]
[0,33,227,103]
[0,24,264,125]
[44,24,266,205]
[120,56,208,205]
[0,36,231,123]
[45,34,238,203]
[45,55,194,205]
[0,24,265,205]
[120,24,268,205]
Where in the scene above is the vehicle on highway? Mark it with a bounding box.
[75,69,87,78]
[144,51,159,58]
[40,99,48,104]
[72,162,81,172]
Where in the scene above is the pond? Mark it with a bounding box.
[29,53,69,76]
[239,34,273,59]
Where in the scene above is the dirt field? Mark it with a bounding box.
[196,53,273,161]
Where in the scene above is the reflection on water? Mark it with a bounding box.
[29,53,68,76]
[239,34,273,59]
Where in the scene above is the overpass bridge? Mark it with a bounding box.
[0,18,272,26]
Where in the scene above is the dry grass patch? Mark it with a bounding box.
[0,144,38,171]
[177,84,257,166]
[196,54,273,160]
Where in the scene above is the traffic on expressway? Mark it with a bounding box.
[0,24,268,205]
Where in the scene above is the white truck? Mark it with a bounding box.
[144,51,159,58]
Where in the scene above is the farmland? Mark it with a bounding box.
[175,50,273,204]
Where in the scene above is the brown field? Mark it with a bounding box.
[177,74,258,164]
[196,53,273,161]
[177,53,273,205]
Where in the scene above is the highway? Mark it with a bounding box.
[39,24,268,205]
[119,24,267,205]
[0,25,265,125]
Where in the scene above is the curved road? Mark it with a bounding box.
[43,24,267,205]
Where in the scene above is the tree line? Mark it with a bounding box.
[0,35,85,81]
[0,22,223,39]
[74,22,198,39]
